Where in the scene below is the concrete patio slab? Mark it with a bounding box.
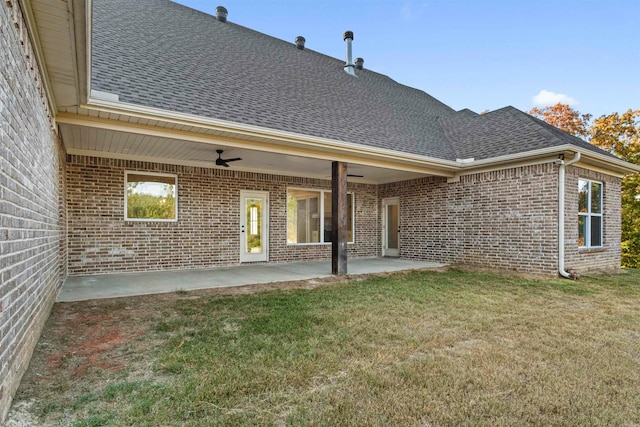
[58,258,446,302]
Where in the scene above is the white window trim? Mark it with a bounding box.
[124,171,178,222]
[286,187,355,245]
[578,178,603,248]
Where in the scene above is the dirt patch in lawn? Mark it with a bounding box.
[8,271,422,425]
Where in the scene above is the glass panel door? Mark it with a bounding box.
[382,198,399,257]
[240,191,269,262]
[387,204,399,250]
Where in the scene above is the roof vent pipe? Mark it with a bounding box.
[355,57,364,70]
[215,6,228,22]
[343,31,356,76]
[295,36,306,50]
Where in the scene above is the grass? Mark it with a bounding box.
[21,268,640,426]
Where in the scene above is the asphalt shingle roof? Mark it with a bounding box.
[440,107,617,161]
[92,0,616,163]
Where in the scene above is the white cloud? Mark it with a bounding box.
[401,4,414,21]
[400,2,428,21]
[532,90,579,107]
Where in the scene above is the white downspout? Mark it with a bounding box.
[558,152,581,278]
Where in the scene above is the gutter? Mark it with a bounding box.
[557,152,581,279]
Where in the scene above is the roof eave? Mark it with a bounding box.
[577,148,640,176]
[457,144,640,176]
[81,97,462,174]
[82,93,640,179]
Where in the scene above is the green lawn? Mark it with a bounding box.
[17,268,640,426]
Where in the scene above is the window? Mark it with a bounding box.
[125,172,177,221]
[578,179,602,247]
[287,189,354,244]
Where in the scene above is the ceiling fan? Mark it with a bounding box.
[215,149,242,167]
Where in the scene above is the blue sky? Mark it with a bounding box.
[174,0,639,119]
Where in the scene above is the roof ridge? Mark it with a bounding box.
[95,0,622,164]
[437,111,476,159]
[507,106,618,159]
[501,106,568,146]
[170,1,351,68]
[169,0,456,112]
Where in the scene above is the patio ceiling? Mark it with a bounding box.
[55,97,463,184]
[59,118,438,184]
[58,121,431,184]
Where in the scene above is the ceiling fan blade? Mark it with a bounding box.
[224,158,242,162]
[347,174,364,178]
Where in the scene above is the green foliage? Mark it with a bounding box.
[621,175,640,268]
[589,110,640,163]
[127,183,176,220]
[534,105,640,268]
[589,109,640,268]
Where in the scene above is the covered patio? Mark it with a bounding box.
[58,258,447,302]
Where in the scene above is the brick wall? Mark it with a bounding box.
[0,0,65,421]
[380,162,622,275]
[66,156,379,274]
[67,157,623,278]
[381,163,561,274]
[564,166,622,273]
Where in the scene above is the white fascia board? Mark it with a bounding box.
[577,150,640,175]
[457,145,640,176]
[85,0,93,102]
[457,146,571,169]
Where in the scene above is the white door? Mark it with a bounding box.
[382,197,399,257]
[240,191,269,262]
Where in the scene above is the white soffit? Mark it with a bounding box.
[58,123,428,184]
[29,0,79,107]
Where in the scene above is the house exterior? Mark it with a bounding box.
[1,0,638,420]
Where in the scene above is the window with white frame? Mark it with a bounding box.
[287,189,354,244]
[578,179,602,248]
[125,172,177,221]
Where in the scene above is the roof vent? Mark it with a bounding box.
[355,57,364,70]
[343,31,356,76]
[295,36,305,50]
[456,158,475,164]
[215,6,228,22]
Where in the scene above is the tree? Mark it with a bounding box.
[528,103,592,138]
[531,105,640,268]
[589,110,640,268]
[589,109,640,163]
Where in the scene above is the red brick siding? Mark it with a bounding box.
[66,156,379,274]
[0,1,65,421]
